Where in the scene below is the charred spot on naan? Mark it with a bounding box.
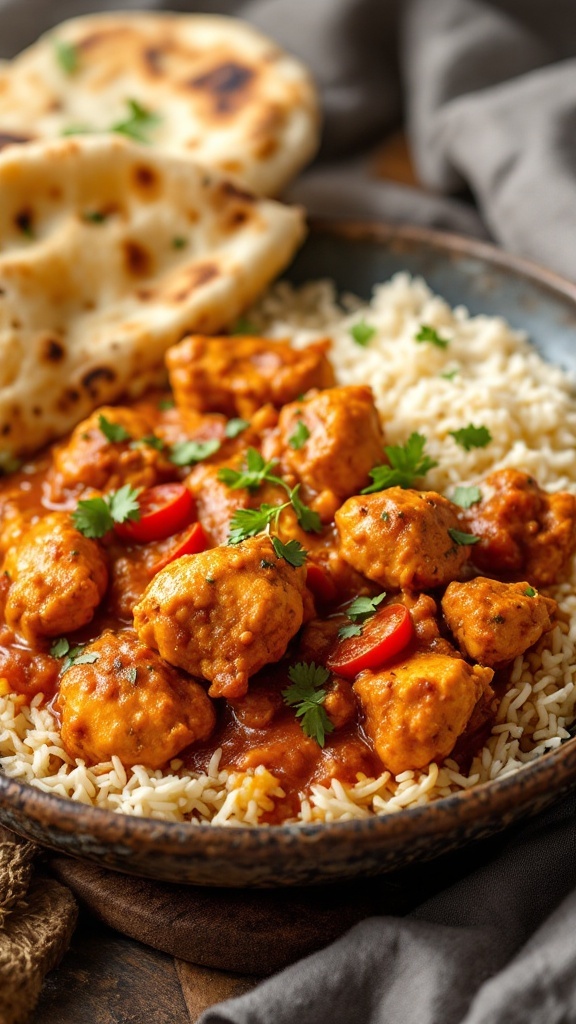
[131,163,163,200]
[123,240,154,279]
[0,132,34,150]
[40,337,66,364]
[185,60,256,117]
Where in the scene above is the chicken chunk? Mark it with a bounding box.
[266,385,384,504]
[354,651,494,775]
[133,535,306,699]
[442,577,556,667]
[3,512,108,642]
[57,630,215,769]
[49,405,173,497]
[166,335,335,417]
[464,469,576,585]
[336,488,470,590]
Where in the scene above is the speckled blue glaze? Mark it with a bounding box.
[2,221,576,887]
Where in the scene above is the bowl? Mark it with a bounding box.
[2,219,576,887]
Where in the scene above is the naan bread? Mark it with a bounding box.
[0,135,305,464]
[0,11,320,197]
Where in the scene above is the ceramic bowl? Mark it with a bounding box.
[2,220,576,887]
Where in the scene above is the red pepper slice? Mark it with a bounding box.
[306,563,337,604]
[115,483,195,543]
[152,522,208,573]
[327,604,414,679]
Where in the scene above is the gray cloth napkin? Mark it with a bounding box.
[1,1,576,1021]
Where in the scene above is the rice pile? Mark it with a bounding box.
[2,272,576,825]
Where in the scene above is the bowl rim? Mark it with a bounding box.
[2,217,576,852]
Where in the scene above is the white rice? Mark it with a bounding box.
[2,272,576,825]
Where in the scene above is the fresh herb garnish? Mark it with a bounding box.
[55,39,79,75]
[228,502,290,545]
[0,456,22,476]
[440,368,459,380]
[362,432,438,493]
[98,414,131,443]
[72,484,142,538]
[290,485,322,534]
[288,420,310,451]
[111,98,160,144]
[82,210,108,224]
[447,528,480,546]
[170,439,221,466]
[218,448,278,492]
[158,397,175,411]
[282,662,334,747]
[449,424,492,451]
[415,325,449,349]
[50,638,99,674]
[451,485,482,509]
[172,237,187,249]
[524,586,537,597]
[337,593,386,640]
[350,320,376,347]
[225,418,250,439]
[271,537,307,567]
[132,434,166,452]
[231,316,258,335]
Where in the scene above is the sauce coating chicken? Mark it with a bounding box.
[264,385,384,511]
[465,469,576,585]
[336,488,470,590]
[3,512,108,642]
[442,577,556,667]
[166,335,335,418]
[57,630,215,768]
[49,405,172,497]
[133,535,306,699]
[354,651,494,775]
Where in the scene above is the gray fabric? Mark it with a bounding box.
[1,1,576,1020]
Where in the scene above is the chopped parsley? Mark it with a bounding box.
[290,485,322,534]
[337,593,386,640]
[447,528,480,546]
[282,662,334,747]
[218,448,279,492]
[72,484,141,538]
[172,237,187,249]
[228,502,290,545]
[362,432,438,493]
[132,434,165,452]
[50,638,99,675]
[98,414,131,443]
[449,424,492,451]
[451,485,482,509]
[82,210,108,224]
[415,325,449,349]
[111,98,160,144]
[158,397,175,411]
[288,420,310,451]
[525,586,537,597]
[349,320,376,347]
[221,449,320,539]
[225,418,250,439]
[271,537,307,567]
[170,438,221,466]
[54,39,79,75]
[440,368,459,380]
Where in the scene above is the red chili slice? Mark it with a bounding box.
[151,522,208,573]
[306,563,337,604]
[327,604,414,679]
[114,483,195,543]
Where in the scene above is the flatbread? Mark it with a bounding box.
[0,11,320,197]
[0,135,305,464]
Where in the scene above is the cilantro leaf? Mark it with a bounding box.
[415,324,449,349]
[73,652,100,667]
[170,438,221,466]
[158,397,175,411]
[525,586,537,597]
[282,662,334,747]
[225,418,250,439]
[350,320,376,347]
[447,528,480,546]
[72,484,141,538]
[50,638,70,658]
[362,432,438,493]
[172,236,187,249]
[288,420,310,450]
[98,414,131,443]
[83,210,108,224]
[131,434,165,452]
[337,622,363,641]
[451,485,482,509]
[55,39,78,75]
[218,448,279,492]
[271,537,307,567]
[111,99,160,144]
[228,502,289,545]
[440,368,459,380]
[449,424,492,451]
[290,485,322,534]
